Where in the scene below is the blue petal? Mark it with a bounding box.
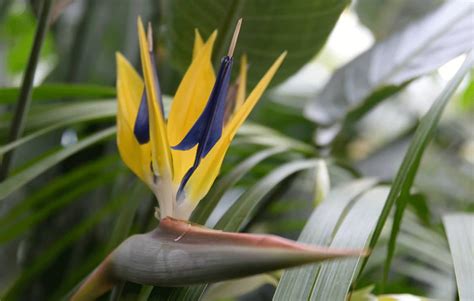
[133,50,164,145]
[174,56,233,198]
[134,91,150,144]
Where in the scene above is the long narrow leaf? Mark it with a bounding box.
[0,100,116,130]
[0,126,116,200]
[309,186,390,301]
[443,214,474,301]
[0,155,118,227]
[191,147,287,224]
[0,169,120,244]
[274,178,377,300]
[0,113,115,155]
[0,84,116,104]
[3,194,128,300]
[383,52,474,281]
[215,159,319,232]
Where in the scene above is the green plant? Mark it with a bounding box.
[0,1,472,300]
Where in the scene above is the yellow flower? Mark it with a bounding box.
[115,18,286,219]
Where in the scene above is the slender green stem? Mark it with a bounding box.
[0,0,54,181]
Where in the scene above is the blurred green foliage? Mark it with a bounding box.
[0,0,472,300]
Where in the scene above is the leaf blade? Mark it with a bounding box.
[305,1,474,128]
[443,214,474,301]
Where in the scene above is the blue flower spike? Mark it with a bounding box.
[173,18,243,201]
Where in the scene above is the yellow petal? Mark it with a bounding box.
[227,52,287,137]
[234,54,247,112]
[115,52,151,184]
[167,31,217,184]
[182,52,287,205]
[192,29,204,59]
[137,18,173,178]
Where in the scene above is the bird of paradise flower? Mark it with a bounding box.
[116,18,286,220]
[71,18,365,301]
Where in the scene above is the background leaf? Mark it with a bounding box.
[443,214,474,301]
[274,178,377,300]
[362,52,474,284]
[0,84,116,104]
[0,126,116,200]
[309,187,390,301]
[305,1,473,128]
[163,0,348,87]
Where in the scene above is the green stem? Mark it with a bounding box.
[0,0,54,181]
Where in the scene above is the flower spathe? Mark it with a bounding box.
[116,18,286,219]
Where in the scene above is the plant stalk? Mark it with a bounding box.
[0,0,54,181]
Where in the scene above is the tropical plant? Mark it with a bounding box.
[0,0,472,301]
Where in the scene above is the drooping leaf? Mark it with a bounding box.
[0,167,121,244]
[274,178,377,300]
[0,100,116,131]
[0,127,116,200]
[0,84,116,104]
[309,187,390,301]
[215,159,319,232]
[305,1,473,129]
[3,192,129,300]
[443,214,474,301]
[358,52,474,283]
[191,146,287,224]
[0,113,115,155]
[0,155,118,227]
[163,0,348,87]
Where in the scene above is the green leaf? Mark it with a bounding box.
[305,2,473,128]
[1,3,56,75]
[443,213,474,301]
[0,112,115,156]
[3,193,128,300]
[215,159,319,232]
[0,168,120,244]
[0,84,116,104]
[237,123,315,155]
[0,126,116,200]
[359,52,474,283]
[191,146,287,224]
[0,100,116,130]
[0,155,118,227]
[163,0,348,87]
[203,274,278,301]
[274,178,377,301]
[460,75,474,110]
[309,186,390,301]
[355,0,442,40]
